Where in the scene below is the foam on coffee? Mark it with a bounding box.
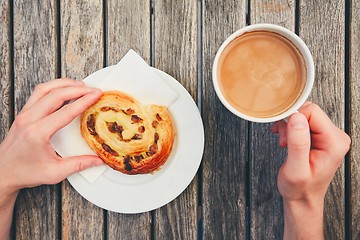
[217,31,306,118]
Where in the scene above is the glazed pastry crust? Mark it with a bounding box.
[80,91,175,175]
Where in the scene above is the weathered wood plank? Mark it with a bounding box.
[153,0,198,239]
[249,1,295,239]
[0,0,11,142]
[350,0,360,238]
[154,0,198,96]
[106,1,152,239]
[0,0,15,234]
[0,1,12,237]
[13,1,58,239]
[299,0,345,239]
[202,1,248,239]
[107,0,151,65]
[60,0,105,239]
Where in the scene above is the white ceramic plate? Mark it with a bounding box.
[67,66,204,214]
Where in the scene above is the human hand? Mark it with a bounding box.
[271,102,350,239]
[0,78,104,195]
[272,102,350,205]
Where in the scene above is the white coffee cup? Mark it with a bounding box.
[212,24,315,123]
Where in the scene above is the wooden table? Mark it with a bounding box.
[0,0,359,239]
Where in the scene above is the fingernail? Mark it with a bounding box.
[289,114,307,129]
[290,122,307,129]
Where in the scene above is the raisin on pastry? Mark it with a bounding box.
[80,91,175,175]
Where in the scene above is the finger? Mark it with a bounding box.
[41,89,102,137]
[285,112,311,174]
[271,121,280,133]
[300,101,312,108]
[300,103,351,164]
[273,120,287,147]
[278,123,288,147]
[298,103,334,135]
[53,155,104,181]
[26,86,97,122]
[22,78,84,112]
[272,101,311,134]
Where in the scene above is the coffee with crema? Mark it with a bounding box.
[217,31,306,118]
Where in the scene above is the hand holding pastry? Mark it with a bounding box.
[0,78,105,239]
[0,78,104,192]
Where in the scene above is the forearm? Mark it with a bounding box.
[0,190,18,240]
[0,143,18,239]
[283,200,324,240]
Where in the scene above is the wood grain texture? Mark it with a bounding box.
[13,0,58,239]
[202,1,248,239]
[154,0,198,96]
[4,0,355,239]
[299,0,345,239]
[61,0,104,78]
[153,0,198,239]
[60,0,105,239]
[106,1,152,239]
[249,1,294,239]
[251,0,295,26]
[0,0,11,142]
[350,0,360,238]
[107,0,151,66]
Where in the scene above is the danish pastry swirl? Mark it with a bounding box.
[80,91,175,174]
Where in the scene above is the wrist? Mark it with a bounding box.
[0,187,18,240]
[0,142,20,197]
[0,141,19,240]
[283,199,324,240]
[284,196,324,212]
[0,175,19,209]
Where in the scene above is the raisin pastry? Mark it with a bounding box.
[80,91,175,175]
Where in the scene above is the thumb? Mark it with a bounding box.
[285,112,311,173]
[56,155,104,179]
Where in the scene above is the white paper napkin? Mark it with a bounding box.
[51,49,179,183]
[99,49,178,105]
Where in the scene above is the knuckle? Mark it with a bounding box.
[62,104,77,119]
[339,139,351,159]
[307,103,322,113]
[343,134,351,152]
[331,131,351,160]
[48,88,61,99]
[76,161,85,173]
[300,102,322,115]
[290,141,310,151]
[13,113,27,128]
[58,78,79,86]
[34,83,47,95]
